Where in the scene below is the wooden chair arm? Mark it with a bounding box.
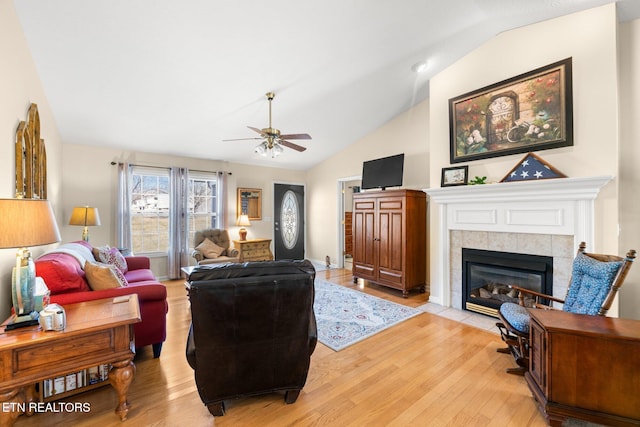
[532,303,561,311]
[509,284,565,306]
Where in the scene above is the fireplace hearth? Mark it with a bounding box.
[462,248,553,317]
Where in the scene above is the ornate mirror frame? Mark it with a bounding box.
[237,188,262,221]
[15,103,47,199]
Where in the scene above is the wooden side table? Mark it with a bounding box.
[0,295,141,425]
[233,239,274,262]
[526,309,640,426]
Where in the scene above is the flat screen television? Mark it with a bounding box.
[361,153,404,190]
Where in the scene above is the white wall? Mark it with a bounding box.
[0,1,63,316]
[618,18,640,319]
[428,4,628,313]
[306,100,429,267]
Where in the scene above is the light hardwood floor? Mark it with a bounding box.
[16,268,549,427]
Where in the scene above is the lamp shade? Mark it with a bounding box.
[236,214,251,227]
[69,206,101,227]
[0,199,61,249]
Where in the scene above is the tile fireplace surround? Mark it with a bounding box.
[425,176,613,311]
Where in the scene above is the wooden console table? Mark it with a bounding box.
[233,238,273,262]
[526,309,640,426]
[0,295,141,425]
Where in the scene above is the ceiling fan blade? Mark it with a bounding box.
[279,139,307,152]
[247,126,265,135]
[279,133,312,140]
[222,137,262,142]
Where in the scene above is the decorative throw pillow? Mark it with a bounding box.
[195,238,225,259]
[84,261,127,291]
[35,253,91,294]
[93,245,128,273]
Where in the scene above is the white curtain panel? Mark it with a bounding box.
[217,171,230,229]
[168,167,189,279]
[116,162,133,252]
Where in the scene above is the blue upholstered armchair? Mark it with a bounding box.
[496,242,636,375]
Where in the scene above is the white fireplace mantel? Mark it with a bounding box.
[424,176,613,307]
[427,175,613,204]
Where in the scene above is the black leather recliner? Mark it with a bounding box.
[186,260,317,416]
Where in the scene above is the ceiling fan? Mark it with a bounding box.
[223,92,311,157]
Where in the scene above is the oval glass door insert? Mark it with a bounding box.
[280,190,299,249]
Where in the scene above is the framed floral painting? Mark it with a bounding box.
[449,58,573,163]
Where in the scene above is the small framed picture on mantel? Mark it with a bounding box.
[441,165,469,187]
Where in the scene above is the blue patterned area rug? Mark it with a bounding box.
[313,279,422,351]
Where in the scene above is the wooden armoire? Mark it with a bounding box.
[352,189,427,297]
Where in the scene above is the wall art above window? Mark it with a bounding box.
[449,58,573,163]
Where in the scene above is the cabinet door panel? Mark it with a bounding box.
[353,204,376,280]
[377,203,404,286]
[378,212,404,271]
[528,318,546,392]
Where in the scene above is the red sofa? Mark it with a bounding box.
[35,241,168,358]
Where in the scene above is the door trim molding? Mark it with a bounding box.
[337,175,361,269]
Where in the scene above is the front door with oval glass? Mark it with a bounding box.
[273,183,305,260]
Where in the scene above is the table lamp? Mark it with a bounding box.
[236,214,251,241]
[0,199,61,324]
[69,206,101,241]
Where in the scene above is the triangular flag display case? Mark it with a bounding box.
[500,152,566,182]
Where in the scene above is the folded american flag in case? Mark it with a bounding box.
[501,152,566,182]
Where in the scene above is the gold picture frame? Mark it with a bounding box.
[237,188,262,221]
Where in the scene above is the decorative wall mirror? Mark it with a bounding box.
[237,188,262,220]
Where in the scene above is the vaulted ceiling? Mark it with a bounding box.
[14,0,640,170]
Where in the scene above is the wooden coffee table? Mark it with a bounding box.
[0,295,141,425]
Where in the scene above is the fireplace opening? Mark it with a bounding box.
[462,248,553,318]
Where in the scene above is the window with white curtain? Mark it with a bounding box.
[187,171,219,247]
[126,166,221,256]
[130,166,171,254]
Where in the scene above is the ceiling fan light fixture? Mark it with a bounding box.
[254,141,268,156]
[272,143,284,158]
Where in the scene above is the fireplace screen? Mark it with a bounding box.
[462,248,553,317]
